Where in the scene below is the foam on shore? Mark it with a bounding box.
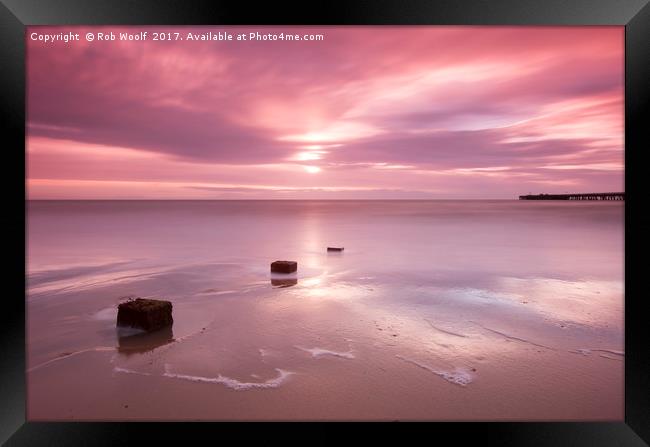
[296,346,355,359]
[395,355,474,386]
[162,368,294,391]
[258,348,275,358]
[113,366,153,376]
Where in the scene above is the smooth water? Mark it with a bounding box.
[26,200,624,420]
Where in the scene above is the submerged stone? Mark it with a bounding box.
[270,260,297,273]
[116,298,173,332]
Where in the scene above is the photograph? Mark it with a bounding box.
[24,25,626,421]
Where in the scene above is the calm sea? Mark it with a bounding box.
[26,200,624,419]
[27,199,623,280]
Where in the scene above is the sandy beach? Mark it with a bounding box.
[26,200,624,420]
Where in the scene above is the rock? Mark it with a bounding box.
[271,260,297,273]
[116,298,173,332]
[327,247,344,252]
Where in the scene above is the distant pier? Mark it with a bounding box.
[519,192,624,201]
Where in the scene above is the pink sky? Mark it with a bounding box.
[26,26,624,199]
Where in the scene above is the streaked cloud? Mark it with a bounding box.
[27,26,623,198]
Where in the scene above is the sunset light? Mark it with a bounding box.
[27,26,623,200]
[26,25,625,423]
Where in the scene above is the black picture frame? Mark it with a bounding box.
[1,0,648,445]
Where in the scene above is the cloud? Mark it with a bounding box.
[27,26,624,198]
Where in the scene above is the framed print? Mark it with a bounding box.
[1,0,648,445]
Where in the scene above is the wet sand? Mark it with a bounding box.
[27,201,624,420]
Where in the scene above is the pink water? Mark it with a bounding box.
[26,200,624,420]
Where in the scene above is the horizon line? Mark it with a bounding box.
[26,198,525,201]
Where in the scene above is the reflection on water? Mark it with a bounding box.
[271,278,298,288]
[26,200,624,419]
[117,325,174,355]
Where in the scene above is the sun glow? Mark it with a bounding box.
[291,151,326,161]
[301,144,342,151]
[303,166,321,174]
[280,122,381,144]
